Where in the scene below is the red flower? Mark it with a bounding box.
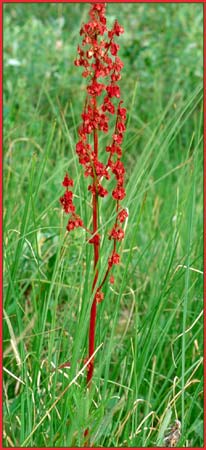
[60,172,84,231]
[117,121,126,133]
[110,42,120,56]
[113,56,124,71]
[110,225,125,241]
[87,81,105,96]
[109,275,115,284]
[66,220,75,231]
[102,96,115,114]
[66,216,83,232]
[106,84,120,98]
[60,190,75,214]
[98,184,108,197]
[111,160,125,178]
[108,252,120,267]
[108,20,124,38]
[111,72,121,82]
[113,133,123,144]
[118,209,128,223]
[112,186,126,200]
[95,290,104,303]
[113,20,124,36]
[118,105,127,120]
[62,173,74,187]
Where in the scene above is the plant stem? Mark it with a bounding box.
[87,104,99,387]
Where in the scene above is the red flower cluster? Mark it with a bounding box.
[60,3,127,299]
[109,207,128,242]
[74,3,126,207]
[74,3,127,279]
[60,173,83,232]
[59,2,128,396]
[108,252,120,268]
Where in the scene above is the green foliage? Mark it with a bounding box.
[3,3,203,447]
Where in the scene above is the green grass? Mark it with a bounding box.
[3,3,203,447]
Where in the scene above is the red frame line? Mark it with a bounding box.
[0,1,205,450]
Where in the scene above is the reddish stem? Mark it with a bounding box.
[86,100,99,387]
[94,200,119,293]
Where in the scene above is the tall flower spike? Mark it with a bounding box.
[74,3,127,266]
[60,4,127,425]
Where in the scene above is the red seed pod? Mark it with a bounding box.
[62,173,74,187]
[108,252,120,267]
[118,209,128,223]
[95,290,104,303]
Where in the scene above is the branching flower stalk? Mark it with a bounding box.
[60,3,127,388]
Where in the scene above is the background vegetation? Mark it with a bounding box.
[3,3,203,447]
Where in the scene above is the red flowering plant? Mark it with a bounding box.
[60,3,127,388]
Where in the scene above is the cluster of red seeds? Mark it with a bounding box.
[60,173,83,232]
[60,3,128,288]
